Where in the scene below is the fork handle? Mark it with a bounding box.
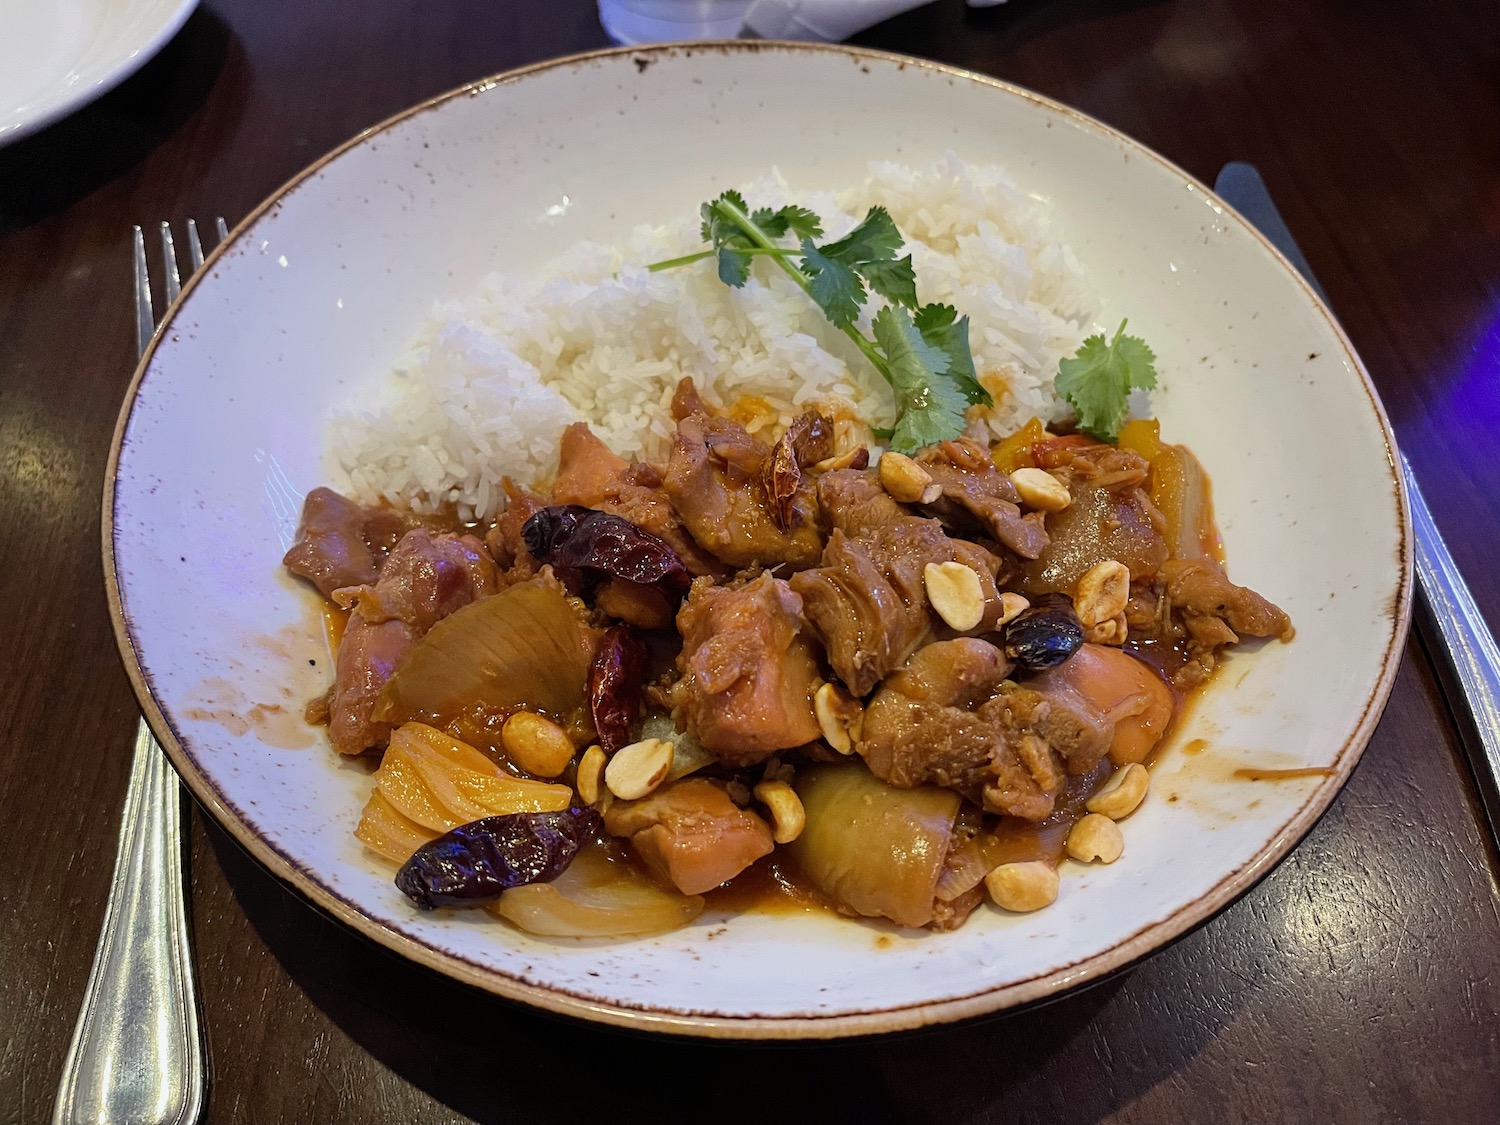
[52,721,206,1125]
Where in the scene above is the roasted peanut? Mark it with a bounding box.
[1075,560,1130,626]
[924,561,986,631]
[879,451,937,503]
[1065,813,1125,864]
[500,711,575,778]
[576,744,607,806]
[814,681,864,754]
[813,446,870,473]
[604,737,674,800]
[985,861,1060,912]
[1086,762,1149,820]
[1009,467,1071,512]
[996,592,1030,628]
[754,780,806,844]
[1083,610,1129,646]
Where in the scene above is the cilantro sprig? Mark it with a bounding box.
[1054,319,1159,443]
[648,191,990,453]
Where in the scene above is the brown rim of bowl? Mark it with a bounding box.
[102,39,1414,1040]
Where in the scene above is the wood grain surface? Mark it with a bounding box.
[2,1,1498,1121]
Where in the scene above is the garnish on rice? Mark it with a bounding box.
[650,190,990,453]
[1054,319,1159,444]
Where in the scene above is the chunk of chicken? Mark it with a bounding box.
[861,640,1012,786]
[326,619,410,759]
[552,423,724,578]
[604,778,775,895]
[553,421,632,506]
[917,439,1049,560]
[792,530,929,698]
[663,411,823,570]
[861,639,1114,820]
[327,530,499,756]
[1159,558,1293,641]
[672,573,822,765]
[284,488,435,598]
[790,469,1009,696]
[339,529,498,634]
[1035,440,1153,489]
[1154,557,1294,689]
[1030,643,1177,766]
[862,640,1053,820]
[483,477,548,585]
[818,466,905,539]
[670,375,711,421]
[283,487,379,598]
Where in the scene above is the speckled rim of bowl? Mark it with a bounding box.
[102,39,1413,1040]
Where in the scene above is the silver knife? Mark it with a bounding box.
[1215,162,1500,843]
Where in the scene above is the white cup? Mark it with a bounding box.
[597,0,755,44]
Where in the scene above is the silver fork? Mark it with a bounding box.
[52,219,227,1125]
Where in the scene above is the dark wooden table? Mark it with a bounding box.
[4,0,1499,1120]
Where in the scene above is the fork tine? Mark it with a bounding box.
[186,219,205,272]
[138,217,227,360]
[159,222,181,305]
[133,226,154,360]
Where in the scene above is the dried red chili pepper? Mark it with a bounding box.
[763,410,834,531]
[522,505,690,595]
[588,625,647,753]
[394,807,600,909]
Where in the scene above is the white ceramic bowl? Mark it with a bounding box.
[105,42,1410,1038]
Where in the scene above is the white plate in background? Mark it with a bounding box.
[0,0,197,144]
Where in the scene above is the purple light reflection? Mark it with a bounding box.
[1439,309,1500,433]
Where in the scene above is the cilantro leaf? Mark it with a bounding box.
[715,246,751,287]
[749,207,785,237]
[858,255,918,310]
[1054,319,1158,442]
[817,206,903,264]
[701,192,758,287]
[750,205,823,242]
[801,207,917,322]
[657,192,991,453]
[779,205,823,242]
[800,238,865,327]
[914,303,989,407]
[872,306,969,452]
[700,190,748,243]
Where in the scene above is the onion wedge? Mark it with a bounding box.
[492,847,704,937]
[374,582,597,729]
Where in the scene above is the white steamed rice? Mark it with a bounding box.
[331,153,1097,521]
